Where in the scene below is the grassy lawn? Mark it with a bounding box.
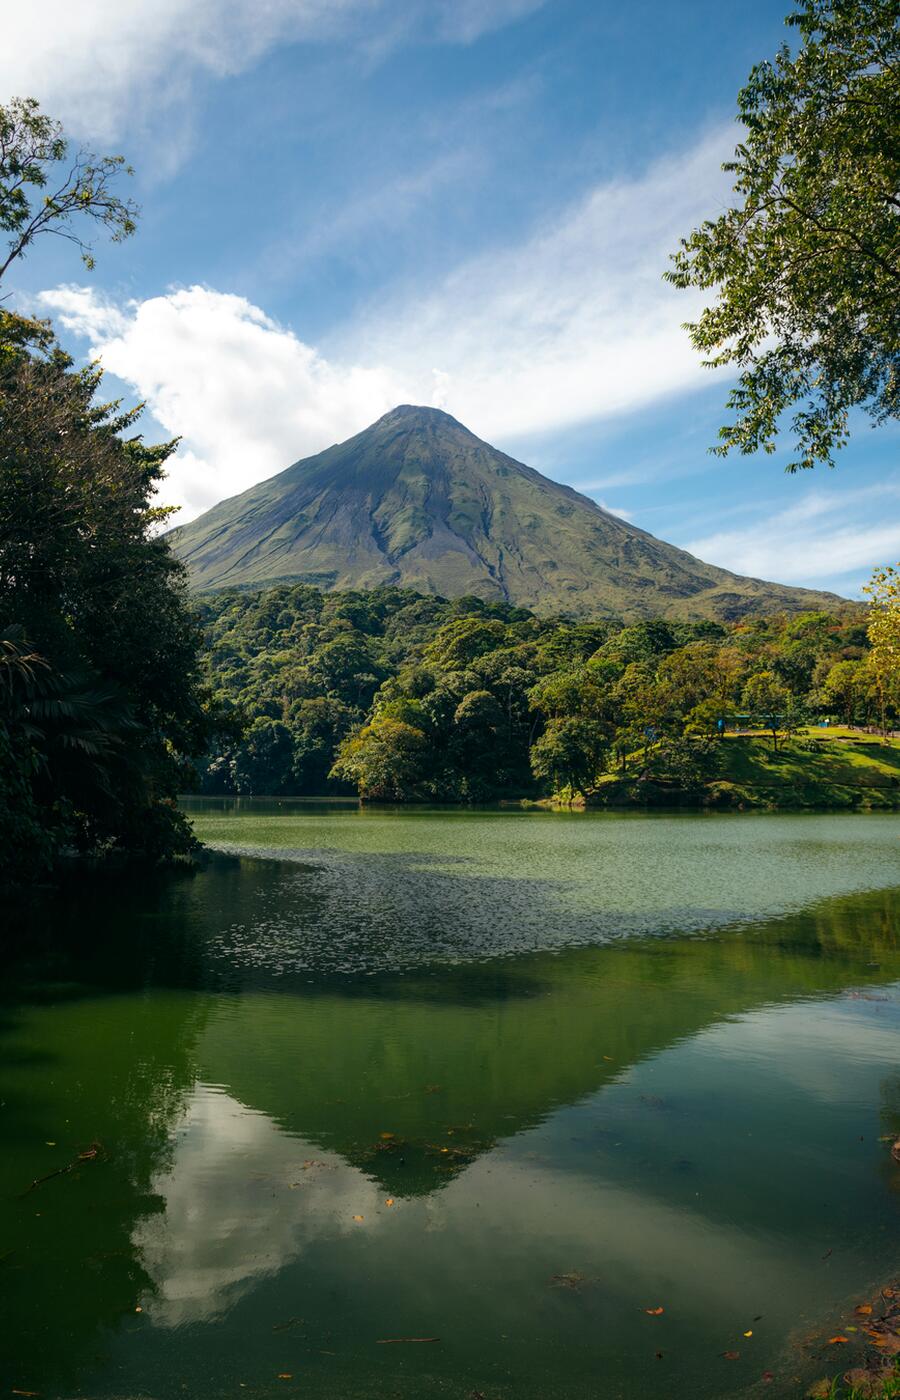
[713,729,900,810]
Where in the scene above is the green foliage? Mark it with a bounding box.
[864,562,900,733]
[668,0,900,470]
[330,716,430,801]
[529,718,608,797]
[0,96,138,283]
[743,670,793,748]
[0,315,213,883]
[195,581,879,803]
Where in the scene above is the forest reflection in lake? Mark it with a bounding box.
[2,806,899,1400]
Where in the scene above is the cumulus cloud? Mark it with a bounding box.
[1,0,545,144]
[686,484,900,586]
[38,128,731,521]
[41,284,411,516]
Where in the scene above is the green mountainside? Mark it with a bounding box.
[170,405,842,620]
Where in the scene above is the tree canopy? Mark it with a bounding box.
[0,99,211,886]
[668,0,900,470]
[193,581,888,804]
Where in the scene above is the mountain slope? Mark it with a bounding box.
[169,405,843,620]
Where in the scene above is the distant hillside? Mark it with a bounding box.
[169,405,843,621]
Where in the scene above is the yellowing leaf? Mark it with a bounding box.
[743,1330,753,1337]
[385,1198,395,1207]
[827,1335,848,1345]
[644,1307,664,1315]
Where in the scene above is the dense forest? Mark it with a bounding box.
[194,582,895,805]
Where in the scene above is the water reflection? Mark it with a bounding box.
[1,818,899,1399]
[135,1086,382,1327]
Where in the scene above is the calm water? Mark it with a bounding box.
[2,803,899,1399]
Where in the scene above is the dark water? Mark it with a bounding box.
[2,803,899,1399]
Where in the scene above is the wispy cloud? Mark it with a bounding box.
[345,126,731,439]
[38,127,733,520]
[1,0,546,146]
[686,484,900,587]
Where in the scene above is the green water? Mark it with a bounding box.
[2,804,899,1399]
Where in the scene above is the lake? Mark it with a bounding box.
[2,803,899,1399]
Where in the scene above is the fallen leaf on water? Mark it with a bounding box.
[277,1374,293,1380]
[352,1215,364,1222]
[828,1335,849,1345]
[744,1329,753,1337]
[11,1391,39,1397]
[722,1350,740,1360]
[385,1198,395,1207]
[379,1132,395,1140]
[856,1304,873,1315]
[644,1306,664,1315]
[135,1306,142,1314]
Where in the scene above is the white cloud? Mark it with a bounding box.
[41,283,410,516]
[686,484,900,584]
[1,0,545,146]
[38,128,731,521]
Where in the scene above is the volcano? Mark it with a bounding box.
[169,405,842,619]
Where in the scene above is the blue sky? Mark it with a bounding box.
[5,0,898,597]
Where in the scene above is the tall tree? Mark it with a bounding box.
[863,562,900,733]
[668,1,900,470]
[0,100,212,882]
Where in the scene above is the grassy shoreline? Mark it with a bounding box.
[547,730,900,812]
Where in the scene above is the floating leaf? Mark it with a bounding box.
[644,1306,664,1315]
[385,1198,395,1207]
[827,1335,849,1345]
[856,1304,873,1316]
[277,1374,293,1380]
[352,1214,364,1222]
[722,1350,740,1360]
[743,1329,753,1337]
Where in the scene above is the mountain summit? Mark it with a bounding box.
[169,406,841,619]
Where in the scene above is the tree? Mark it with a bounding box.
[0,323,213,873]
[863,562,900,733]
[0,96,138,283]
[330,717,430,801]
[743,670,792,749]
[529,717,608,798]
[231,717,294,795]
[820,657,865,724]
[668,1,900,470]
